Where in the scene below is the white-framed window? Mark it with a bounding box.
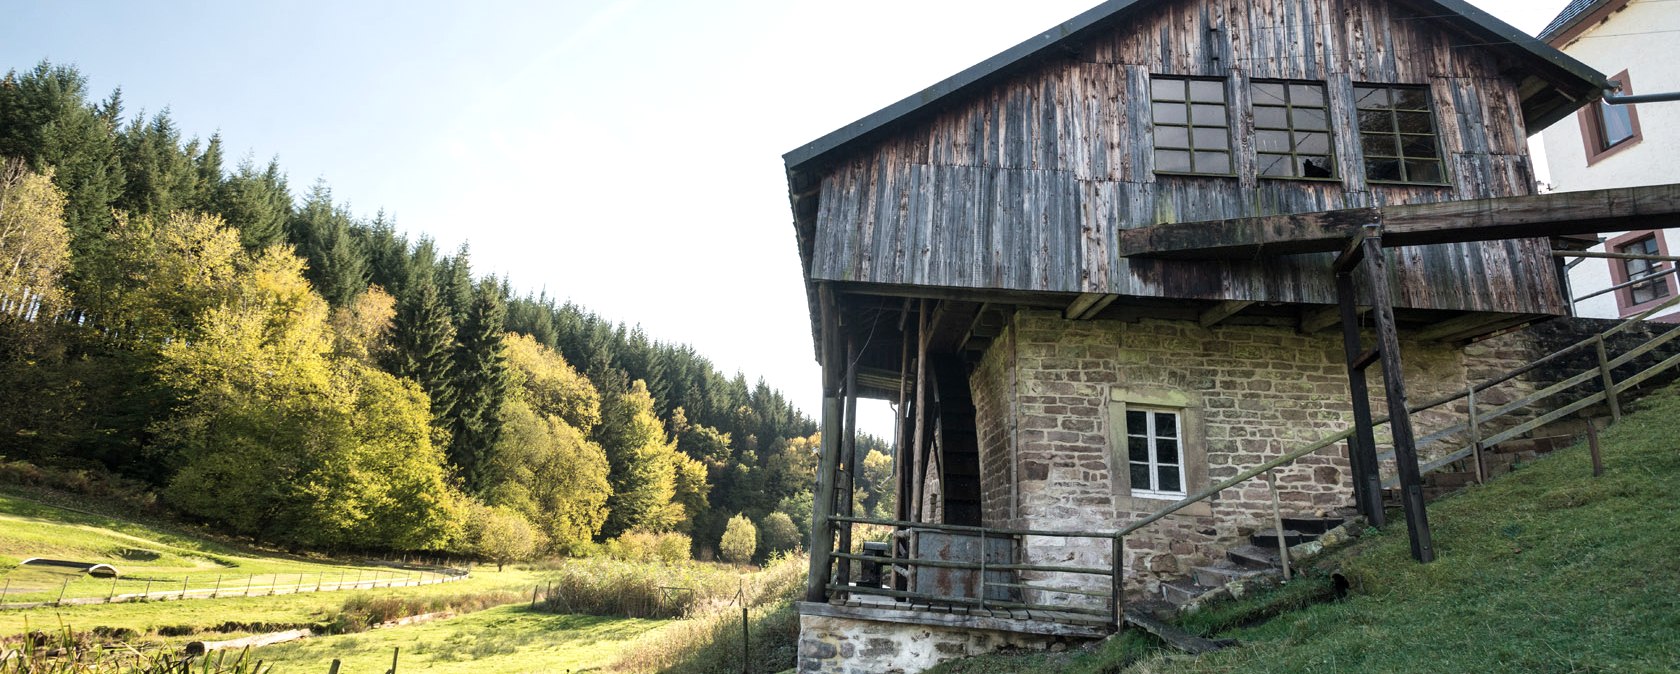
[1124,408,1185,498]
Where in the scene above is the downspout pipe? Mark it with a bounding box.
[1603,90,1680,104]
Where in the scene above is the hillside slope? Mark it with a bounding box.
[933,384,1680,674]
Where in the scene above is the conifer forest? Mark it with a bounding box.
[0,61,892,562]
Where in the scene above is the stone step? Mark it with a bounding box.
[1226,544,1282,570]
[1191,562,1276,588]
[1249,529,1313,548]
[1160,578,1205,606]
[1280,516,1345,535]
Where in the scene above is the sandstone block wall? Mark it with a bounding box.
[798,613,1067,674]
[964,309,1533,597]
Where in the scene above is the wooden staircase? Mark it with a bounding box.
[933,356,983,527]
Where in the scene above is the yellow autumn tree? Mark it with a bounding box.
[0,160,71,318]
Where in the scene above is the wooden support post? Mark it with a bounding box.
[1110,535,1125,631]
[1336,269,1386,527]
[1266,471,1291,581]
[910,300,931,524]
[1362,234,1434,563]
[1595,335,1622,423]
[1587,421,1605,477]
[836,337,860,589]
[806,284,844,603]
[1467,386,1485,484]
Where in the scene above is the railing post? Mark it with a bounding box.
[1467,386,1485,484]
[978,528,988,611]
[1266,470,1291,581]
[1596,334,1622,423]
[1110,534,1125,631]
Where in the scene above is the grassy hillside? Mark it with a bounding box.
[0,491,452,604]
[932,385,1680,674]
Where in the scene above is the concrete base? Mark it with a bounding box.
[797,604,1098,674]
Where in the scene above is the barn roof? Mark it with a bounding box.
[783,0,1607,185]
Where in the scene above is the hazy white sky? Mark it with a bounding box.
[1,0,1576,438]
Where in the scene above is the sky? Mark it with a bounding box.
[1,0,1576,439]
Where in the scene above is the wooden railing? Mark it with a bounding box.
[822,293,1680,632]
[825,515,1124,627]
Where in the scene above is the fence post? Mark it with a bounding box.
[1587,421,1605,477]
[1596,335,1623,423]
[108,576,118,603]
[245,575,255,597]
[741,601,751,674]
[1467,386,1485,484]
[1266,470,1292,581]
[1110,534,1125,631]
[388,646,399,674]
[187,576,195,600]
[142,579,151,600]
[328,660,341,674]
[57,578,70,606]
[531,585,539,609]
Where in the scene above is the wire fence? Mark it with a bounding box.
[0,567,469,611]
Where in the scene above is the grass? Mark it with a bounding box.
[0,491,446,604]
[611,553,806,674]
[0,566,543,648]
[258,605,667,674]
[933,385,1680,673]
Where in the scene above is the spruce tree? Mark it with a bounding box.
[450,279,510,492]
[288,181,368,306]
[211,156,290,250]
[386,274,458,427]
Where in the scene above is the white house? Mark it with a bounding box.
[1538,0,1680,322]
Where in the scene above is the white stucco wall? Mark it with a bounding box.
[1535,0,1680,320]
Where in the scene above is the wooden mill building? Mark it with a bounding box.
[781,0,1662,671]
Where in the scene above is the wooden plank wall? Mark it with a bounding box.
[809,0,1564,314]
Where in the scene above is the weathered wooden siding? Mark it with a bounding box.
[808,0,1563,314]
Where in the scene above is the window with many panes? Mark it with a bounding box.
[1354,85,1446,185]
[1253,81,1336,179]
[1151,77,1232,175]
[1619,235,1670,305]
[1125,409,1184,498]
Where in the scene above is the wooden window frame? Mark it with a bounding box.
[1108,387,1210,517]
[1150,75,1235,177]
[1578,70,1643,167]
[1251,79,1339,181]
[1606,230,1675,317]
[1353,83,1449,186]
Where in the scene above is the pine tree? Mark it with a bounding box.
[115,110,199,216]
[450,279,511,492]
[386,274,458,427]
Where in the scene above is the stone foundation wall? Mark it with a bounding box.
[964,309,1533,599]
[798,613,1072,674]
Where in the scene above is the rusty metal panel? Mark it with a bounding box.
[912,531,1016,602]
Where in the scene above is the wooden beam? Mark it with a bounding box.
[1065,293,1118,320]
[1120,183,1680,260]
[909,301,931,525]
[1338,270,1385,527]
[1198,300,1255,328]
[1412,313,1517,342]
[1300,305,1357,334]
[807,283,843,603]
[1361,235,1434,563]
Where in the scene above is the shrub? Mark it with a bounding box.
[604,530,691,564]
[719,514,756,565]
[536,557,738,619]
[758,512,800,557]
